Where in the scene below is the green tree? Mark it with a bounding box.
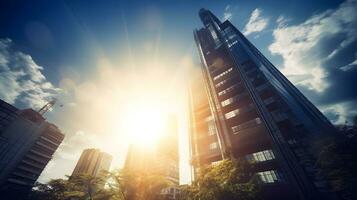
[68,174,112,200]
[312,134,357,200]
[178,159,260,200]
[106,169,169,200]
[29,174,112,200]
[29,170,168,200]
[29,179,70,200]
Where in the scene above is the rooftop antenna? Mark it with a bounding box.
[38,99,57,116]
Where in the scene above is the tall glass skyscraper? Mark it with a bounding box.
[189,9,336,200]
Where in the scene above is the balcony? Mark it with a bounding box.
[212,67,233,81]
[21,159,45,169]
[12,171,38,181]
[230,123,271,154]
[17,165,41,175]
[218,83,246,101]
[221,95,251,113]
[191,150,222,166]
[25,154,49,165]
[36,141,57,152]
[227,110,259,128]
[30,149,52,159]
[224,104,255,120]
[215,76,239,89]
[40,135,61,146]
[7,178,32,186]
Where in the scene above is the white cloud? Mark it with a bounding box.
[340,59,357,71]
[223,5,233,21]
[320,101,357,124]
[340,53,357,71]
[0,38,60,109]
[269,0,357,92]
[276,15,290,28]
[243,8,269,35]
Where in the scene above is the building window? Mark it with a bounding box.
[209,142,218,150]
[221,98,234,107]
[225,104,254,119]
[257,170,283,183]
[256,83,270,92]
[271,111,289,122]
[215,79,229,88]
[287,139,298,145]
[228,40,238,48]
[225,109,240,119]
[223,26,237,40]
[221,92,247,107]
[232,117,262,134]
[213,67,233,81]
[246,150,275,163]
[263,96,275,105]
[208,123,216,136]
[218,83,239,96]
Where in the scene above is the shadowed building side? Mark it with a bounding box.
[0,99,65,199]
[190,8,338,200]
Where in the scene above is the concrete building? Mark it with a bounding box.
[72,148,112,177]
[0,99,65,198]
[189,9,337,200]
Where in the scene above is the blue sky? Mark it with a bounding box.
[0,0,356,184]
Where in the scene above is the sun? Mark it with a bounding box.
[118,99,167,147]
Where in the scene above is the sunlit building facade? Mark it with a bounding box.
[0,100,65,199]
[124,115,180,200]
[189,9,336,200]
[188,70,223,177]
[72,148,112,177]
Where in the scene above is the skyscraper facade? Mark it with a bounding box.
[189,9,336,200]
[124,115,180,200]
[0,100,65,198]
[72,148,112,177]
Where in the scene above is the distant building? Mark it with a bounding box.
[124,115,180,200]
[190,8,337,200]
[0,99,65,198]
[72,148,112,177]
[157,115,180,200]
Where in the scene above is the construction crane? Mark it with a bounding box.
[38,99,57,115]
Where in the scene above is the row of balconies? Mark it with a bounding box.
[30,148,52,160]
[43,130,64,144]
[36,140,57,152]
[16,164,41,176]
[12,170,38,181]
[25,154,49,165]
[21,159,45,170]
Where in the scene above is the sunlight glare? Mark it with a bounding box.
[119,100,167,147]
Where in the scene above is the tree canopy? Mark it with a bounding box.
[178,159,260,200]
[29,169,169,200]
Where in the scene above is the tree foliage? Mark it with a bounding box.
[29,174,111,200]
[311,133,357,200]
[28,170,169,200]
[106,169,169,200]
[178,159,260,200]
